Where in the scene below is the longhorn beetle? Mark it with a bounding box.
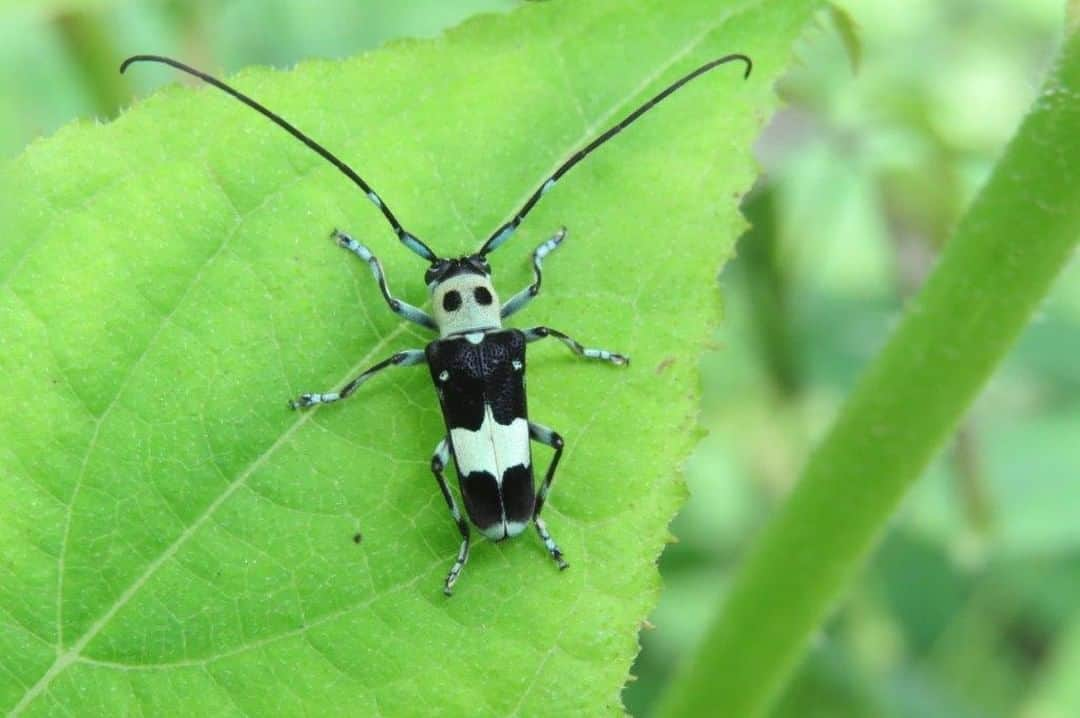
[121,52,752,595]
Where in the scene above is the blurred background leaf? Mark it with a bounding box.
[0,0,519,157]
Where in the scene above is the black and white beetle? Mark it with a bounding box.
[121,52,752,594]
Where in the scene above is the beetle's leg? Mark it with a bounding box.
[289,349,425,409]
[523,326,629,366]
[332,229,437,331]
[500,227,566,319]
[432,436,471,595]
[529,421,569,570]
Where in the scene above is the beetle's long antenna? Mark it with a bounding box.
[478,53,752,257]
[120,54,439,263]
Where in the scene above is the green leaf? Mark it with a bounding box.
[658,22,1080,718]
[0,0,818,714]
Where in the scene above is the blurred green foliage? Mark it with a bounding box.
[0,0,517,157]
[3,0,1077,716]
[628,1,1079,716]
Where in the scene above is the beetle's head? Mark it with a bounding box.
[426,254,501,337]
[425,254,490,286]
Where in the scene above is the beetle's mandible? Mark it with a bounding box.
[120,51,751,594]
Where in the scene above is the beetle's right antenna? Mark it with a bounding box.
[478,53,752,257]
[120,54,439,263]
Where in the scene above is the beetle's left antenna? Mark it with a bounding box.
[120,54,439,263]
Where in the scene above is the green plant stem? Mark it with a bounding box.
[657,27,1080,718]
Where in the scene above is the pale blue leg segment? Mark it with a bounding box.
[500,227,567,319]
[529,421,568,570]
[332,229,436,331]
[289,349,426,409]
[523,326,630,366]
[431,436,471,595]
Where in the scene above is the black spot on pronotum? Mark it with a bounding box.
[442,290,462,311]
[474,286,493,305]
